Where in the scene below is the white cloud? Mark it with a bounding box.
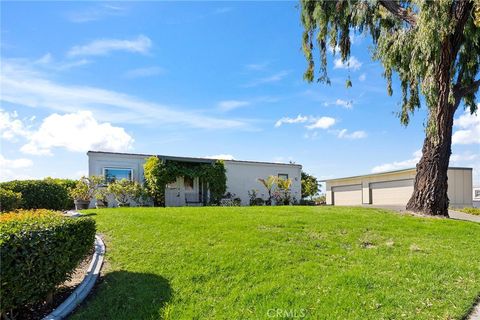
[335,99,353,109]
[450,153,478,163]
[303,131,319,140]
[67,35,152,57]
[204,154,235,160]
[66,3,128,23]
[359,73,367,81]
[334,56,362,71]
[337,129,367,139]
[1,60,247,130]
[124,66,164,78]
[0,110,31,141]
[0,155,34,181]
[275,114,309,127]
[218,100,250,112]
[305,117,336,130]
[245,62,269,71]
[275,115,336,130]
[452,110,480,145]
[243,70,289,87]
[20,111,134,155]
[371,150,422,173]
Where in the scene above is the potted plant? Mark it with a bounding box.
[70,176,102,210]
[107,179,136,207]
[95,188,109,208]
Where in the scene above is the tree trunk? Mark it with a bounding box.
[406,78,456,216]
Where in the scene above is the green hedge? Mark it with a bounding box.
[0,210,96,312]
[0,179,76,210]
[0,188,22,212]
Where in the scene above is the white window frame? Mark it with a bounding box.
[103,167,134,184]
[278,173,289,180]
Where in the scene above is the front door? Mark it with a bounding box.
[165,177,186,207]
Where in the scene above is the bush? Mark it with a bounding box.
[0,179,76,210]
[0,210,96,313]
[0,188,22,212]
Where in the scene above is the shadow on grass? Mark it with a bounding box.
[80,212,97,217]
[72,271,172,320]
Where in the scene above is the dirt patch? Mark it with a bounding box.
[5,247,94,320]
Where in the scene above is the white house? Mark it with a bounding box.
[87,151,302,207]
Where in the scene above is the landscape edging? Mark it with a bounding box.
[43,235,105,320]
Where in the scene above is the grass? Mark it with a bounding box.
[458,207,480,216]
[72,206,480,319]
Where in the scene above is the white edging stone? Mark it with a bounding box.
[43,235,105,320]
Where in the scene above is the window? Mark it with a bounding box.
[184,176,194,191]
[104,168,133,184]
[278,173,289,180]
[475,190,480,199]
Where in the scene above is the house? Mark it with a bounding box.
[87,151,302,206]
[325,167,473,208]
[473,186,480,208]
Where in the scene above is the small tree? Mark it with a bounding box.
[274,178,293,205]
[258,176,278,205]
[107,179,137,207]
[70,176,103,202]
[301,171,320,199]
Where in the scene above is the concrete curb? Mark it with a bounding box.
[43,235,105,320]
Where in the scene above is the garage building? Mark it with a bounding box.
[325,167,473,208]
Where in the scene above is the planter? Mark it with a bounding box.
[95,201,108,209]
[74,200,90,210]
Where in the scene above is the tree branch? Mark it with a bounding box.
[379,0,417,26]
[461,78,480,96]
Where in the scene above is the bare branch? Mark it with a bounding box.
[379,0,417,26]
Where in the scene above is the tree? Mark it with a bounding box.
[301,171,320,199]
[258,176,278,205]
[300,0,479,216]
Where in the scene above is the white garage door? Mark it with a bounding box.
[332,185,362,205]
[370,179,414,205]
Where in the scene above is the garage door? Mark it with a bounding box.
[370,179,414,205]
[332,185,362,205]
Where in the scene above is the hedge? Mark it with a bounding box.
[0,188,22,212]
[0,210,96,313]
[0,179,76,210]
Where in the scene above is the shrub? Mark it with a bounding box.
[107,179,141,206]
[70,176,103,202]
[0,210,96,313]
[0,179,76,210]
[0,188,22,212]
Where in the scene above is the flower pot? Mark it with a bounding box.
[74,200,90,210]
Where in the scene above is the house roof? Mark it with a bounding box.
[323,166,472,182]
[87,151,302,168]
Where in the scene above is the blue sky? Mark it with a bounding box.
[1,1,479,186]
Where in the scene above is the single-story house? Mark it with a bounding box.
[87,151,302,206]
[473,186,480,208]
[325,167,473,208]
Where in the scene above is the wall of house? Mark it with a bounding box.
[88,152,151,207]
[325,167,473,209]
[473,187,480,208]
[88,152,150,183]
[88,152,302,207]
[224,161,302,206]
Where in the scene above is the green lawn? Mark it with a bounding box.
[72,206,480,320]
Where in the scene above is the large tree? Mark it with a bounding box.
[300,0,480,216]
